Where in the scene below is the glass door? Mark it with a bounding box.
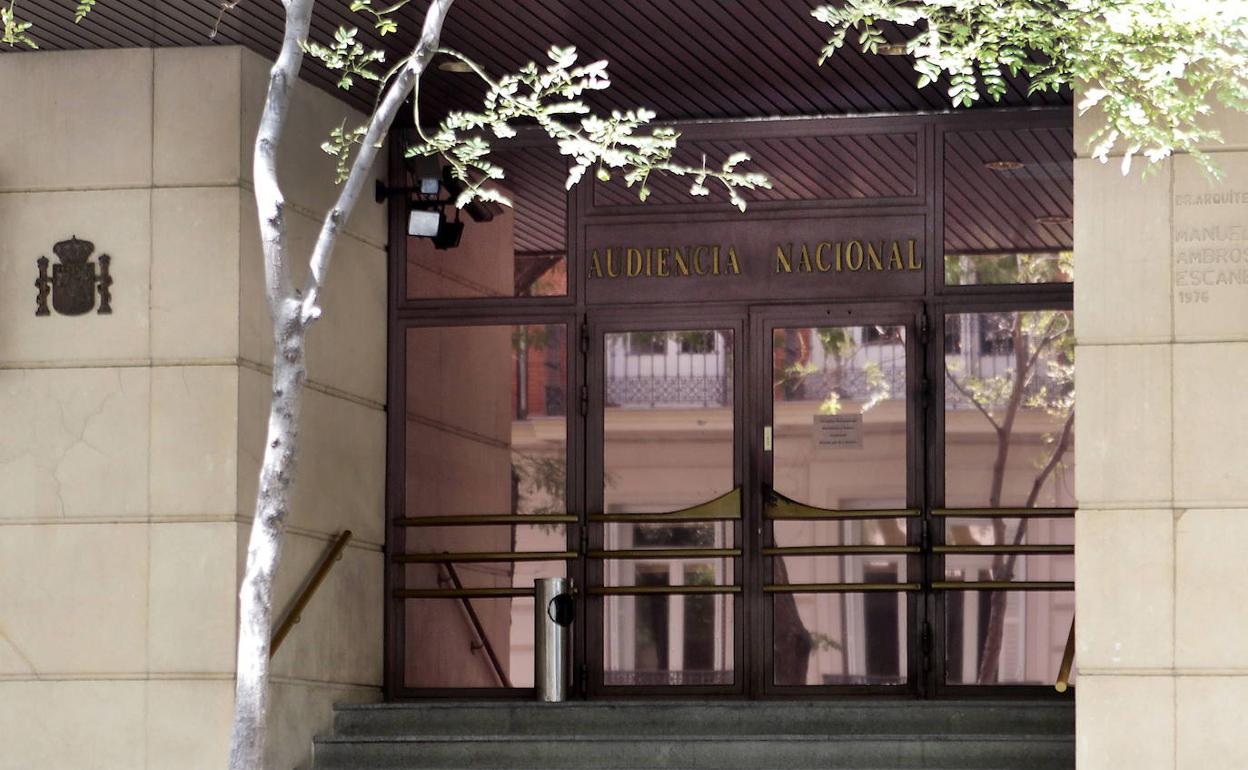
[585,312,746,695]
[752,304,924,695]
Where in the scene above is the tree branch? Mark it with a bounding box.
[944,368,1001,433]
[300,0,455,326]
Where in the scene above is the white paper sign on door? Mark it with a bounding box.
[813,413,863,449]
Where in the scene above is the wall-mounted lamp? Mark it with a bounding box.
[375,164,498,250]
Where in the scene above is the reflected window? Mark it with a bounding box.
[402,323,568,688]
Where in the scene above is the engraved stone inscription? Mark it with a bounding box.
[1173,156,1248,330]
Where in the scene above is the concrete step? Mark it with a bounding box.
[330,700,1074,739]
[311,733,1074,770]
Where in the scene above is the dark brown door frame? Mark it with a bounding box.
[384,107,1075,700]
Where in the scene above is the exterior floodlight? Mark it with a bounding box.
[408,209,442,237]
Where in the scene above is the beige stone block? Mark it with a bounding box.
[238,367,385,544]
[1073,158,1173,344]
[151,187,242,360]
[1172,153,1248,342]
[1077,675,1174,770]
[0,49,152,191]
[0,680,145,770]
[150,365,239,517]
[1173,343,1248,505]
[239,201,387,404]
[1076,509,1173,669]
[0,523,147,675]
[270,534,383,685]
[1177,676,1248,769]
[0,189,151,364]
[267,681,379,770]
[1175,509,1248,668]
[1074,345,1172,506]
[154,47,243,186]
[148,522,238,673]
[1076,98,1248,156]
[0,367,149,520]
[240,50,387,244]
[146,679,234,770]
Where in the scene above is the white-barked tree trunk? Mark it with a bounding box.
[228,0,455,767]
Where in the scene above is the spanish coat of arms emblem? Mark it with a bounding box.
[34,236,112,316]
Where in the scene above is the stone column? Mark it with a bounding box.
[1075,105,1248,768]
[0,47,387,770]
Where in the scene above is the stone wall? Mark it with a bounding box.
[1074,106,1248,768]
[0,47,388,769]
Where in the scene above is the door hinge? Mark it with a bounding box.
[920,375,931,411]
[579,320,590,354]
[918,308,930,346]
[920,518,931,552]
[578,663,588,696]
[579,527,589,554]
[578,383,589,416]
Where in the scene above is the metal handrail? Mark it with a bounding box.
[271,530,353,657]
[440,561,512,688]
[1055,618,1076,692]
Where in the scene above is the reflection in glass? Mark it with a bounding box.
[771,325,907,509]
[942,127,1073,286]
[774,592,907,687]
[403,324,568,688]
[602,329,736,686]
[945,591,1074,686]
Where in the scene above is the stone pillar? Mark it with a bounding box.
[1075,106,1248,768]
[0,47,387,770]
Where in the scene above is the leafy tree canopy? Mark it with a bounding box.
[812,0,1248,175]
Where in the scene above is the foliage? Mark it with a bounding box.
[400,46,771,211]
[2,0,36,48]
[812,0,1248,175]
[944,250,1073,286]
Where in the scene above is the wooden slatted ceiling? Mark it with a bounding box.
[9,0,1070,118]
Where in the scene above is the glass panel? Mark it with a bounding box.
[943,127,1073,285]
[603,593,735,687]
[594,133,918,207]
[943,516,1074,546]
[403,596,541,688]
[944,591,1074,685]
[407,143,567,298]
[944,311,1075,509]
[772,325,907,509]
[403,323,568,688]
[603,329,735,510]
[774,592,908,686]
[774,518,909,547]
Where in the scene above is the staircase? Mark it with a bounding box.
[311,700,1074,769]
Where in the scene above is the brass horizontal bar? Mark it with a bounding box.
[588,585,741,596]
[396,514,576,527]
[762,545,920,556]
[394,551,577,563]
[934,544,1073,555]
[766,508,919,521]
[932,508,1076,518]
[589,487,741,523]
[395,587,536,599]
[588,548,741,560]
[764,582,921,593]
[932,580,1074,591]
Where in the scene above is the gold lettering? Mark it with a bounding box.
[712,245,721,275]
[866,242,884,270]
[657,247,670,277]
[906,239,923,270]
[606,247,620,278]
[726,246,741,275]
[775,243,793,273]
[590,249,605,279]
[673,247,690,276]
[798,243,813,273]
[644,247,653,277]
[693,246,708,275]
[888,241,904,270]
[815,241,833,272]
[846,240,864,271]
[626,248,642,278]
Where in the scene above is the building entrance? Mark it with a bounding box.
[388,111,1076,699]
